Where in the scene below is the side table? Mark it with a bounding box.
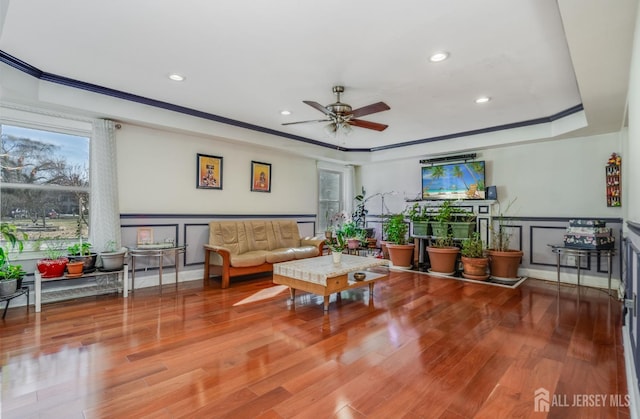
[548,244,615,295]
[128,245,187,291]
[1,286,29,319]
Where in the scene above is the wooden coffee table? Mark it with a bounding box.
[273,254,389,311]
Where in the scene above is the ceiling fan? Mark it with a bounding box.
[282,86,390,133]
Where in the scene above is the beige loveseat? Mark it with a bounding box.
[203,219,324,288]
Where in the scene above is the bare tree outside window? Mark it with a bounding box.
[1,124,90,245]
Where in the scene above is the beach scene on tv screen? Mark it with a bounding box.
[422,162,486,200]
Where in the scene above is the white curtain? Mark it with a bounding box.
[89,119,121,250]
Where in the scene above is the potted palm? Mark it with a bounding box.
[487,199,523,279]
[460,232,489,280]
[0,222,27,296]
[384,214,413,269]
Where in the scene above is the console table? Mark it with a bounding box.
[548,244,614,295]
[34,266,128,312]
[128,245,186,291]
[1,286,29,318]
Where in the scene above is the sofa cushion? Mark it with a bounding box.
[272,220,303,249]
[230,251,269,267]
[210,221,250,255]
[292,246,320,259]
[265,248,296,263]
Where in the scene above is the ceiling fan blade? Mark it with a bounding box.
[349,119,388,131]
[303,100,335,116]
[282,119,331,126]
[350,102,390,118]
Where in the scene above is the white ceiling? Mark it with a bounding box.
[0,0,637,156]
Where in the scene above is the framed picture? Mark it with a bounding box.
[251,161,271,192]
[137,227,154,245]
[197,153,223,189]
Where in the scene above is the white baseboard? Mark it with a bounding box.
[521,267,622,298]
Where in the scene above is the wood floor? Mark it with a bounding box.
[0,270,630,418]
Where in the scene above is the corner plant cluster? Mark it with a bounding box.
[0,222,27,280]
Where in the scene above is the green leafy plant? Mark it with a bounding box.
[404,203,429,222]
[67,242,92,256]
[432,235,455,248]
[327,228,347,253]
[384,214,408,245]
[0,222,28,281]
[461,232,485,257]
[435,201,454,224]
[35,238,67,260]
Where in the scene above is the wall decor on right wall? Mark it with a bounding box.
[251,161,272,193]
[605,153,621,207]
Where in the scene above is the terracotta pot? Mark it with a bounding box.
[347,238,360,249]
[380,241,390,259]
[461,256,489,280]
[68,253,97,272]
[37,257,69,278]
[387,244,414,269]
[487,249,523,279]
[66,261,84,276]
[427,246,460,274]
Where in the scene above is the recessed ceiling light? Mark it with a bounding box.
[429,51,449,62]
[168,73,185,81]
[475,96,491,104]
[280,110,291,116]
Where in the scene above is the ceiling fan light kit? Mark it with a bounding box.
[283,86,390,134]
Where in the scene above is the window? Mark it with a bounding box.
[318,169,343,232]
[1,124,90,244]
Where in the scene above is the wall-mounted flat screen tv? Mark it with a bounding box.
[421,161,486,200]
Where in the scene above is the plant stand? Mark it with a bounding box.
[1,286,29,319]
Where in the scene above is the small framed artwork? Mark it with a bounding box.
[251,161,271,192]
[137,227,154,245]
[197,153,223,189]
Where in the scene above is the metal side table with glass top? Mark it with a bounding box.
[128,244,187,292]
[548,244,615,295]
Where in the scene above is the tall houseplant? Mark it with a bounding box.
[384,214,413,269]
[487,199,523,279]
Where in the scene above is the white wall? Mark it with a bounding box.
[359,132,624,218]
[116,123,318,215]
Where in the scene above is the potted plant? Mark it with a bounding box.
[0,222,27,296]
[327,228,347,263]
[36,239,69,278]
[426,235,459,275]
[460,232,489,280]
[430,201,454,238]
[384,214,414,269]
[99,240,127,271]
[68,241,98,272]
[404,202,431,237]
[341,220,366,249]
[450,208,476,239]
[487,199,523,279]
